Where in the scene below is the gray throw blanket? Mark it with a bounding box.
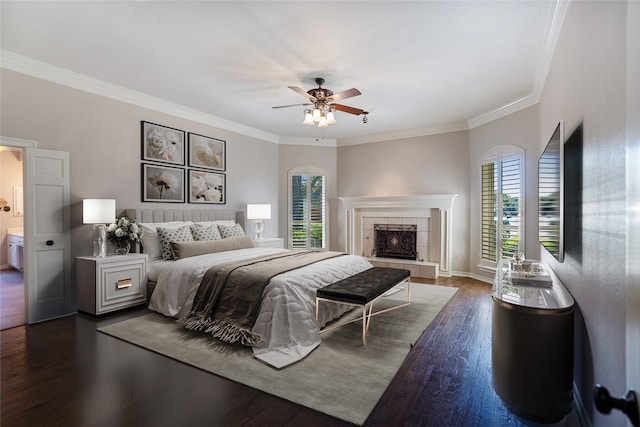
[182,250,345,345]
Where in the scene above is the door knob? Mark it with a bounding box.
[594,384,639,427]
[46,240,54,246]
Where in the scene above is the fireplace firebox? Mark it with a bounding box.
[374,224,417,260]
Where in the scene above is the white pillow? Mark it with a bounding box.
[139,221,193,260]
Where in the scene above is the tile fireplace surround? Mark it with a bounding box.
[339,194,458,277]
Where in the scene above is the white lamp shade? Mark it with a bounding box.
[303,111,314,125]
[326,110,336,124]
[246,204,271,220]
[83,199,116,224]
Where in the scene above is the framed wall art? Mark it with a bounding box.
[188,132,226,171]
[142,163,185,203]
[188,169,226,204]
[141,121,185,165]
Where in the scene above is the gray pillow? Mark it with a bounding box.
[218,223,245,239]
[157,224,194,260]
[190,223,222,241]
[171,235,255,259]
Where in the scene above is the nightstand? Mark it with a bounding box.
[252,237,284,249]
[76,253,148,315]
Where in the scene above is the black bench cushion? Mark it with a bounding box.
[317,267,410,305]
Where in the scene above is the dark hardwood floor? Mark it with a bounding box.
[1,276,580,427]
[0,269,25,330]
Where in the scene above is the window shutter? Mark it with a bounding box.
[289,167,326,250]
[290,174,307,249]
[481,162,497,262]
[480,147,524,264]
[500,157,521,259]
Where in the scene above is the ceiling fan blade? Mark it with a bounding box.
[332,103,365,115]
[272,103,312,109]
[328,88,361,102]
[288,86,314,100]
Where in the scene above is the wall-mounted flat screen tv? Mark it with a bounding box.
[538,121,564,262]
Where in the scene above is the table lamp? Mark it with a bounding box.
[83,199,116,257]
[246,204,271,240]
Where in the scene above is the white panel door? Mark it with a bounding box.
[24,147,73,323]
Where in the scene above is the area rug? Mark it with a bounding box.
[98,283,457,425]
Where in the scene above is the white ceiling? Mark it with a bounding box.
[0,1,565,144]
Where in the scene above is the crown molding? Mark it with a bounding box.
[466,0,569,130]
[0,50,280,144]
[279,136,337,147]
[337,121,470,147]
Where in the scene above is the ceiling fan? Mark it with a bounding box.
[272,77,368,127]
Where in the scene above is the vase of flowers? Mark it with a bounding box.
[106,216,143,255]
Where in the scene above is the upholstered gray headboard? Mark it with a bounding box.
[124,208,245,228]
[124,208,246,255]
[124,208,245,229]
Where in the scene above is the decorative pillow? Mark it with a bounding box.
[139,221,193,260]
[171,235,255,259]
[190,223,222,241]
[157,224,194,260]
[218,223,245,239]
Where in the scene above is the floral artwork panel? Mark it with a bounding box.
[188,133,226,171]
[189,170,226,204]
[142,121,185,165]
[142,164,185,203]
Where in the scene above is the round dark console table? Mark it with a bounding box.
[492,259,575,423]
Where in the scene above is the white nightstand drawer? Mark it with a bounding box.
[101,262,146,311]
[77,254,148,315]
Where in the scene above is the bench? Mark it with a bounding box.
[315,267,411,345]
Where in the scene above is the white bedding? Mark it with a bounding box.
[148,248,373,368]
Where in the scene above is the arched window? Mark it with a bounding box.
[480,145,525,265]
[288,165,326,250]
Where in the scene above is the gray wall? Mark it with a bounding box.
[537,2,629,425]
[336,132,470,273]
[468,105,540,280]
[0,69,281,261]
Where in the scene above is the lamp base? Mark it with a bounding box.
[93,224,107,258]
[254,220,264,240]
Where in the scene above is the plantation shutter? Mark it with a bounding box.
[500,157,521,259]
[481,162,497,261]
[480,147,524,264]
[289,167,326,250]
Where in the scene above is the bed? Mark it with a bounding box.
[125,208,373,369]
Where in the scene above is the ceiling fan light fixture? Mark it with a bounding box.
[303,110,314,125]
[273,77,363,130]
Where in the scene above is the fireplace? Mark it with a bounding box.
[339,194,458,276]
[374,224,417,260]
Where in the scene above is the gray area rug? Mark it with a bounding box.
[98,283,457,425]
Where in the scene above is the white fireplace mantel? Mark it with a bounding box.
[339,194,458,276]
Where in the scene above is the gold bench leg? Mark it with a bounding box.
[318,278,411,346]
